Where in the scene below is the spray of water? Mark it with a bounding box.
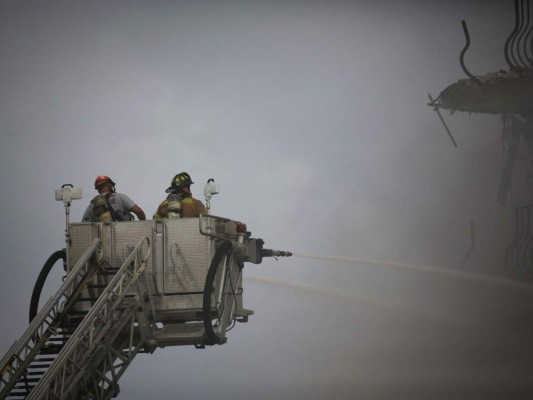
[291,252,533,291]
[246,252,533,324]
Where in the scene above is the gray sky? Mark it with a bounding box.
[1,1,533,399]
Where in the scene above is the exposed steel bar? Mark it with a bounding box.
[428,93,458,148]
[459,20,482,84]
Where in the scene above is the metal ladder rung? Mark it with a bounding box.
[28,363,54,368]
[38,345,63,355]
[23,236,151,400]
[66,310,90,316]
[45,337,68,342]
[0,239,102,400]
[8,390,32,395]
[30,357,56,366]
[75,297,100,302]
[14,377,40,383]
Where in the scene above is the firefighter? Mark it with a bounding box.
[154,172,206,219]
[82,175,146,222]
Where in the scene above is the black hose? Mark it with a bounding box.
[29,250,66,323]
[202,241,233,345]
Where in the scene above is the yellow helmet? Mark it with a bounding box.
[166,172,194,193]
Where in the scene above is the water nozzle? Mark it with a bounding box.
[260,249,292,258]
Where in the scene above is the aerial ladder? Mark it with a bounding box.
[0,182,291,400]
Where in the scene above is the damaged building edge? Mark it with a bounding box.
[431,71,533,116]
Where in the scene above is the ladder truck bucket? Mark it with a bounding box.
[1,186,293,399]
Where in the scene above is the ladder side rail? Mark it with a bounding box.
[0,239,101,398]
[74,305,141,400]
[81,269,154,400]
[26,237,150,400]
[94,270,156,399]
[52,239,151,400]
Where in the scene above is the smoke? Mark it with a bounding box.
[245,274,430,316]
[1,2,533,399]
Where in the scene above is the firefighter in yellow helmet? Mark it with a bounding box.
[82,176,146,222]
[154,172,206,219]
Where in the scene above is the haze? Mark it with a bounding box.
[1,1,532,399]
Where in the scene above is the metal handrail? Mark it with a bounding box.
[27,236,151,400]
[0,238,101,398]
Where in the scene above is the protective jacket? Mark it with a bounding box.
[154,195,206,219]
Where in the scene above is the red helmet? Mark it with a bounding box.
[94,175,115,189]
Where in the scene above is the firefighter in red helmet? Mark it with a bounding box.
[82,175,146,222]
